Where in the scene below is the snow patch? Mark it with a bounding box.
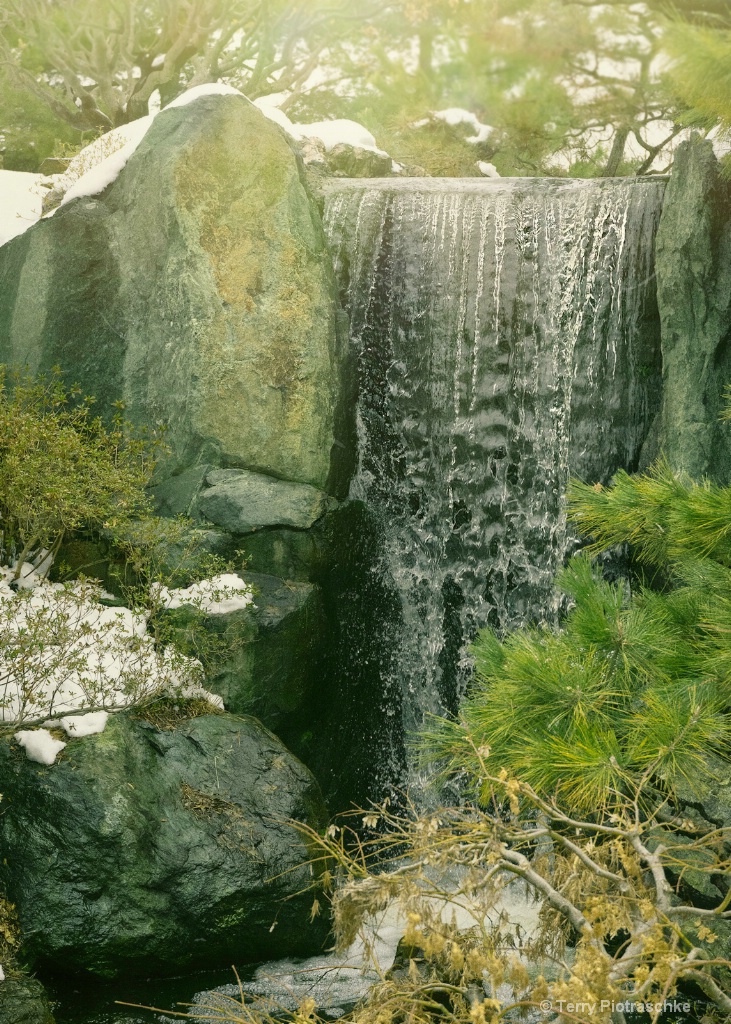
[56,711,109,737]
[433,108,494,144]
[164,82,244,109]
[253,95,298,134]
[292,119,388,155]
[56,84,247,210]
[477,161,501,178]
[0,170,44,246]
[59,115,155,208]
[0,570,209,724]
[14,729,66,766]
[154,573,255,615]
[253,94,390,157]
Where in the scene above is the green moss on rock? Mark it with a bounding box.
[0,94,351,493]
[0,711,329,979]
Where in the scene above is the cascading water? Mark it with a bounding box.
[323,177,665,788]
[181,176,668,1024]
[58,175,669,1024]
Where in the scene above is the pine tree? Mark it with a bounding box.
[664,21,731,138]
[423,458,731,813]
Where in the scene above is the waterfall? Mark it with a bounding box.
[322,176,665,793]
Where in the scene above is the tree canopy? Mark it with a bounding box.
[0,0,727,175]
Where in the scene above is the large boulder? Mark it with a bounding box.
[0,93,351,494]
[655,136,731,483]
[0,709,329,979]
[0,975,55,1024]
[198,469,336,533]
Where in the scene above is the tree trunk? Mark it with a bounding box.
[602,125,630,177]
[418,27,434,79]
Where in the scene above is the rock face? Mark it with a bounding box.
[0,93,351,494]
[166,572,327,763]
[0,710,328,979]
[0,975,55,1024]
[655,136,731,483]
[327,144,392,178]
[198,469,335,533]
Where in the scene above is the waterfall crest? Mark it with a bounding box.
[323,176,665,780]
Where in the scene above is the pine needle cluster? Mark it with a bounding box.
[664,20,731,138]
[424,459,731,813]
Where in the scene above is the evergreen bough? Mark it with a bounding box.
[424,458,731,812]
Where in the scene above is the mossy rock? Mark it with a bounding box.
[655,135,731,483]
[165,571,328,764]
[0,974,55,1024]
[0,93,353,495]
[0,711,329,979]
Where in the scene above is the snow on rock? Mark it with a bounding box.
[4,82,391,237]
[59,115,155,208]
[55,84,247,211]
[1,554,53,591]
[0,170,44,246]
[292,119,387,155]
[14,729,66,766]
[431,108,494,145]
[4,82,391,241]
[164,82,245,110]
[0,569,211,725]
[253,95,298,135]
[253,94,390,159]
[56,711,109,738]
[154,573,255,615]
[477,161,501,178]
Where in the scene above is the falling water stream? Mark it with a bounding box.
[323,176,664,760]
[55,176,667,1024]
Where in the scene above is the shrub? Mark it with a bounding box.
[0,367,158,579]
[0,367,253,728]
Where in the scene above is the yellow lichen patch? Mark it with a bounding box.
[180,782,260,857]
[133,697,222,731]
[0,896,21,973]
[172,103,337,486]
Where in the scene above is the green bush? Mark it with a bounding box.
[0,367,159,579]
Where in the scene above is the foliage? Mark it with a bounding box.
[301,774,731,1024]
[126,770,731,1023]
[0,893,20,975]
[0,367,254,727]
[0,0,695,176]
[420,458,731,812]
[0,367,160,578]
[0,69,79,170]
[567,459,731,567]
[660,20,731,167]
[0,574,207,727]
[0,0,387,138]
[292,0,680,178]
